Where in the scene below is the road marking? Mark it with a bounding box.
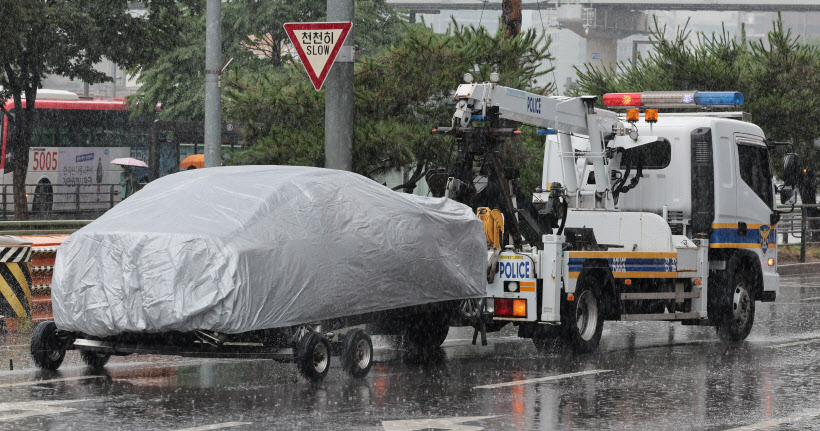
[383,416,497,431]
[799,296,820,302]
[474,369,612,389]
[173,422,252,431]
[0,399,87,421]
[725,410,820,430]
[766,338,820,349]
[0,375,105,388]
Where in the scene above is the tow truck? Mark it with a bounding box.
[434,78,800,353]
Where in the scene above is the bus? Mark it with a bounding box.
[1,90,248,218]
[1,90,177,217]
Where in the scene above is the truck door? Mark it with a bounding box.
[734,135,774,254]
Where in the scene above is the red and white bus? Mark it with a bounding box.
[2,90,247,217]
[1,90,162,216]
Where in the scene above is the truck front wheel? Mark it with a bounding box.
[716,270,755,343]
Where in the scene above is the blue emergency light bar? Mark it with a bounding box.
[537,128,557,135]
[602,91,744,108]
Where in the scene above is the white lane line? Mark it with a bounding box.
[799,296,820,302]
[173,422,252,431]
[0,375,105,388]
[725,410,820,431]
[766,338,820,349]
[383,416,497,431]
[474,369,612,389]
[0,399,87,421]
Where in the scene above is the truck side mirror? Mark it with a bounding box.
[780,187,797,205]
[783,153,801,187]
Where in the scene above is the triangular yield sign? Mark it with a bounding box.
[283,22,353,91]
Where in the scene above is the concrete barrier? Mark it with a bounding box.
[0,236,33,330]
[778,262,820,277]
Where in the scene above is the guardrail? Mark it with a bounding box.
[0,183,123,220]
[0,219,92,236]
[777,204,820,262]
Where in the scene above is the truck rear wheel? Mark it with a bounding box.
[404,314,449,351]
[562,286,603,354]
[716,270,755,343]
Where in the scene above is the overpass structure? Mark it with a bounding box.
[387,0,820,66]
[386,0,820,12]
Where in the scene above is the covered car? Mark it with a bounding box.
[52,166,487,337]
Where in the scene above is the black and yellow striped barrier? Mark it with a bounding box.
[0,237,33,319]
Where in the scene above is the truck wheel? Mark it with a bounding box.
[296,332,331,382]
[31,321,66,371]
[716,270,755,343]
[562,286,604,354]
[79,350,111,369]
[405,315,449,350]
[341,329,373,379]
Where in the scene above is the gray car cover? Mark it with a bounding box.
[52,166,487,337]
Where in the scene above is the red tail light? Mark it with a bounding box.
[495,298,513,316]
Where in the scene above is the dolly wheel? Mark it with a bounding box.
[296,332,331,382]
[80,350,111,369]
[341,329,373,378]
[31,321,66,371]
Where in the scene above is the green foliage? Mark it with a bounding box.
[572,17,747,96]
[226,18,555,193]
[132,0,405,122]
[0,0,195,219]
[573,14,820,177]
[745,18,820,173]
[225,66,324,167]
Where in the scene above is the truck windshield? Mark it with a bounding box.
[737,143,773,208]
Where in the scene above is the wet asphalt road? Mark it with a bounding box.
[1,274,820,430]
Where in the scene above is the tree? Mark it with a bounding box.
[131,0,406,122]
[225,19,555,194]
[0,0,197,219]
[502,0,523,38]
[572,14,820,180]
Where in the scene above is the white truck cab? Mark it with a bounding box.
[439,85,796,353]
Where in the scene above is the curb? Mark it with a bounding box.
[778,262,820,276]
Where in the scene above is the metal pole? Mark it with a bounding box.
[204,0,222,168]
[110,62,117,99]
[324,0,354,171]
[801,206,807,263]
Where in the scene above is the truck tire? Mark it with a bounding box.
[716,269,755,343]
[31,321,66,371]
[562,285,604,354]
[296,332,331,382]
[80,350,111,369]
[341,328,373,379]
[404,315,449,351]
